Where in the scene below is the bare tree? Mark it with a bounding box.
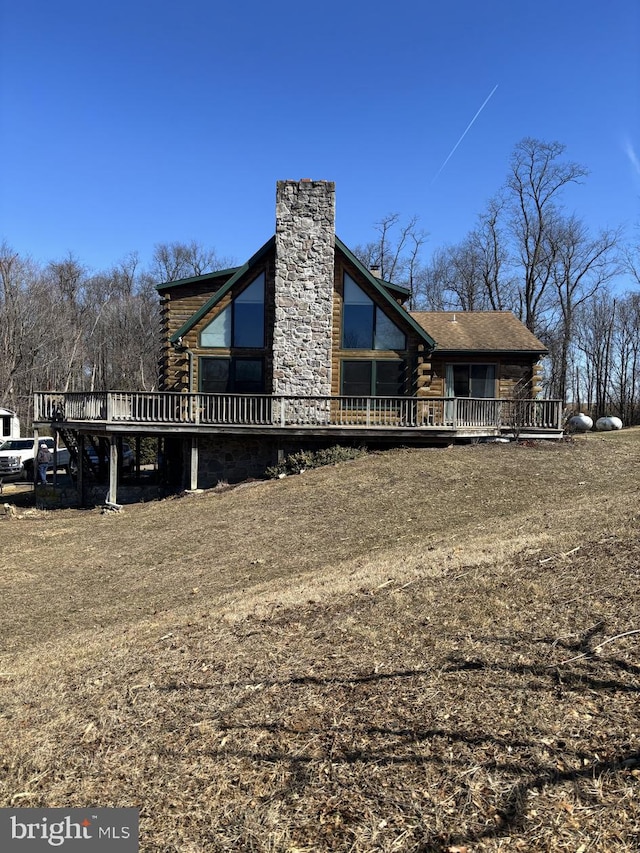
[0,244,49,423]
[546,217,621,401]
[353,214,428,308]
[506,138,589,333]
[574,292,617,417]
[151,240,235,283]
[473,195,519,312]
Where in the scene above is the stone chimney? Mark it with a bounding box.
[272,180,335,396]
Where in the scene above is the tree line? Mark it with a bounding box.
[1,137,638,431]
[0,241,232,430]
[354,138,640,423]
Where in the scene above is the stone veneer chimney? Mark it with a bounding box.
[272,179,336,396]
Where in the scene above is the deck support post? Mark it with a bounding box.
[77,433,85,505]
[189,436,199,490]
[33,427,39,486]
[108,435,118,504]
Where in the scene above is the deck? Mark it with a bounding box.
[34,391,564,441]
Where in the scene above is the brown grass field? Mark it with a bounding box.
[1,430,639,852]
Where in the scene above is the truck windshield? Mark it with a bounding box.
[0,440,35,450]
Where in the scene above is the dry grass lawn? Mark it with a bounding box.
[0,430,639,851]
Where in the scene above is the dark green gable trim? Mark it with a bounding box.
[167,233,436,351]
[169,237,275,344]
[335,236,436,350]
[156,266,240,293]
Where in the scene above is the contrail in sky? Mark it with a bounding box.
[624,137,640,178]
[431,84,499,184]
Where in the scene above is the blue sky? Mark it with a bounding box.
[1,0,638,276]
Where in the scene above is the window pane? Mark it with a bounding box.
[374,308,406,350]
[470,365,495,398]
[342,361,372,396]
[453,365,470,397]
[375,361,405,396]
[201,306,231,347]
[200,358,230,393]
[234,303,264,347]
[233,273,265,347]
[342,274,374,348]
[344,273,372,304]
[343,304,374,348]
[233,359,264,393]
[236,273,264,303]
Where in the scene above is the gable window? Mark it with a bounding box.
[342,360,406,397]
[446,364,496,398]
[342,274,406,350]
[200,357,265,393]
[200,273,265,349]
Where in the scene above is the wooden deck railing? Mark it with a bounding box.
[34,392,563,432]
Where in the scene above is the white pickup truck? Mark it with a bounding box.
[0,437,71,481]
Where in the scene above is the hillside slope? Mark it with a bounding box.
[1,432,639,851]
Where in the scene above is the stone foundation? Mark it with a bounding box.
[197,435,279,487]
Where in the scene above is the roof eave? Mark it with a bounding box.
[156,266,241,293]
[433,347,548,356]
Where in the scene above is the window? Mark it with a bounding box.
[200,357,265,393]
[342,274,406,350]
[447,364,496,398]
[342,360,406,397]
[200,273,265,349]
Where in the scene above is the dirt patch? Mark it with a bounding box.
[0,431,639,851]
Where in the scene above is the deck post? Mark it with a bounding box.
[189,436,199,490]
[33,427,39,486]
[108,435,118,504]
[77,433,84,505]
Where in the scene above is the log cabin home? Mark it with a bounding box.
[34,179,562,504]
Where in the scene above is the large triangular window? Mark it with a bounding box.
[200,273,265,349]
[342,273,406,350]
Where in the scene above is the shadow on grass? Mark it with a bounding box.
[158,648,638,850]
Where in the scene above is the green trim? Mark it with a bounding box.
[169,237,275,344]
[376,278,410,297]
[167,233,434,350]
[335,237,436,349]
[156,266,240,293]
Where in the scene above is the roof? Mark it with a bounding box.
[410,311,548,354]
[156,266,240,293]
